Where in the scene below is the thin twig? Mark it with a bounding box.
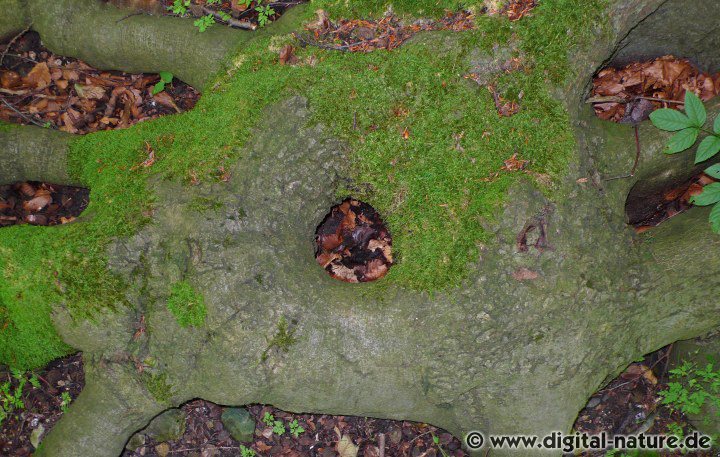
[116,11,144,23]
[0,23,32,66]
[378,433,385,457]
[586,95,684,105]
[605,124,642,181]
[202,6,257,30]
[0,97,52,129]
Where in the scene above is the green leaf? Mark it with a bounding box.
[666,128,699,154]
[691,183,720,206]
[684,91,706,127]
[151,81,166,96]
[650,108,693,131]
[710,203,720,233]
[696,135,720,163]
[706,164,720,179]
[159,71,173,83]
[715,115,720,134]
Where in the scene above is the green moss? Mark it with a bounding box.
[0,0,607,368]
[143,372,174,404]
[308,0,486,19]
[166,281,206,328]
[261,317,297,362]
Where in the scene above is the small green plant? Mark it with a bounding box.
[239,445,256,457]
[168,0,190,15]
[289,419,305,437]
[272,419,286,435]
[262,411,274,427]
[658,360,720,418]
[60,391,72,413]
[167,281,207,328]
[650,91,720,232]
[666,422,685,440]
[431,433,450,457]
[255,2,275,27]
[194,14,215,32]
[152,71,174,96]
[0,370,28,427]
[260,317,297,362]
[28,374,40,389]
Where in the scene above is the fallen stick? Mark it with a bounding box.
[202,7,256,30]
[0,23,33,66]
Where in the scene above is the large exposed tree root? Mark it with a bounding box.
[4,1,720,456]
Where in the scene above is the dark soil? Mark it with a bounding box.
[122,402,468,457]
[574,346,712,457]
[315,198,393,283]
[0,31,199,134]
[0,181,90,227]
[0,354,84,457]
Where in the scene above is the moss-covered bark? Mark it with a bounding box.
[5,0,720,456]
[0,124,79,185]
[0,0,28,41]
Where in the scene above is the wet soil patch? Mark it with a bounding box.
[0,354,84,457]
[625,172,717,233]
[574,346,707,456]
[123,401,468,457]
[588,55,720,124]
[0,31,199,134]
[0,181,90,227]
[315,198,393,283]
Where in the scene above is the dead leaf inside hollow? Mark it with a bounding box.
[315,198,393,283]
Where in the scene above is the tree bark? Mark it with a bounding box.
[5,1,720,456]
[0,124,79,185]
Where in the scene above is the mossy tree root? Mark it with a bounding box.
[25,0,250,91]
[32,363,167,457]
[0,124,79,185]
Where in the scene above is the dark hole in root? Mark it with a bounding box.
[625,171,717,233]
[0,32,199,134]
[0,181,90,227]
[314,198,393,283]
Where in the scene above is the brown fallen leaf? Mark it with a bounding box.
[336,427,359,457]
[0,71,21,89]
[75,84,105,100]
[24,62,52,89]
[279,44,299,66]
[152,91,181,113]
[23,189,52,212]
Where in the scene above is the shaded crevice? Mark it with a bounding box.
[314,198,393,283]
[120,400,468,457]
[624,167,717,231]
[0,181,89,227]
